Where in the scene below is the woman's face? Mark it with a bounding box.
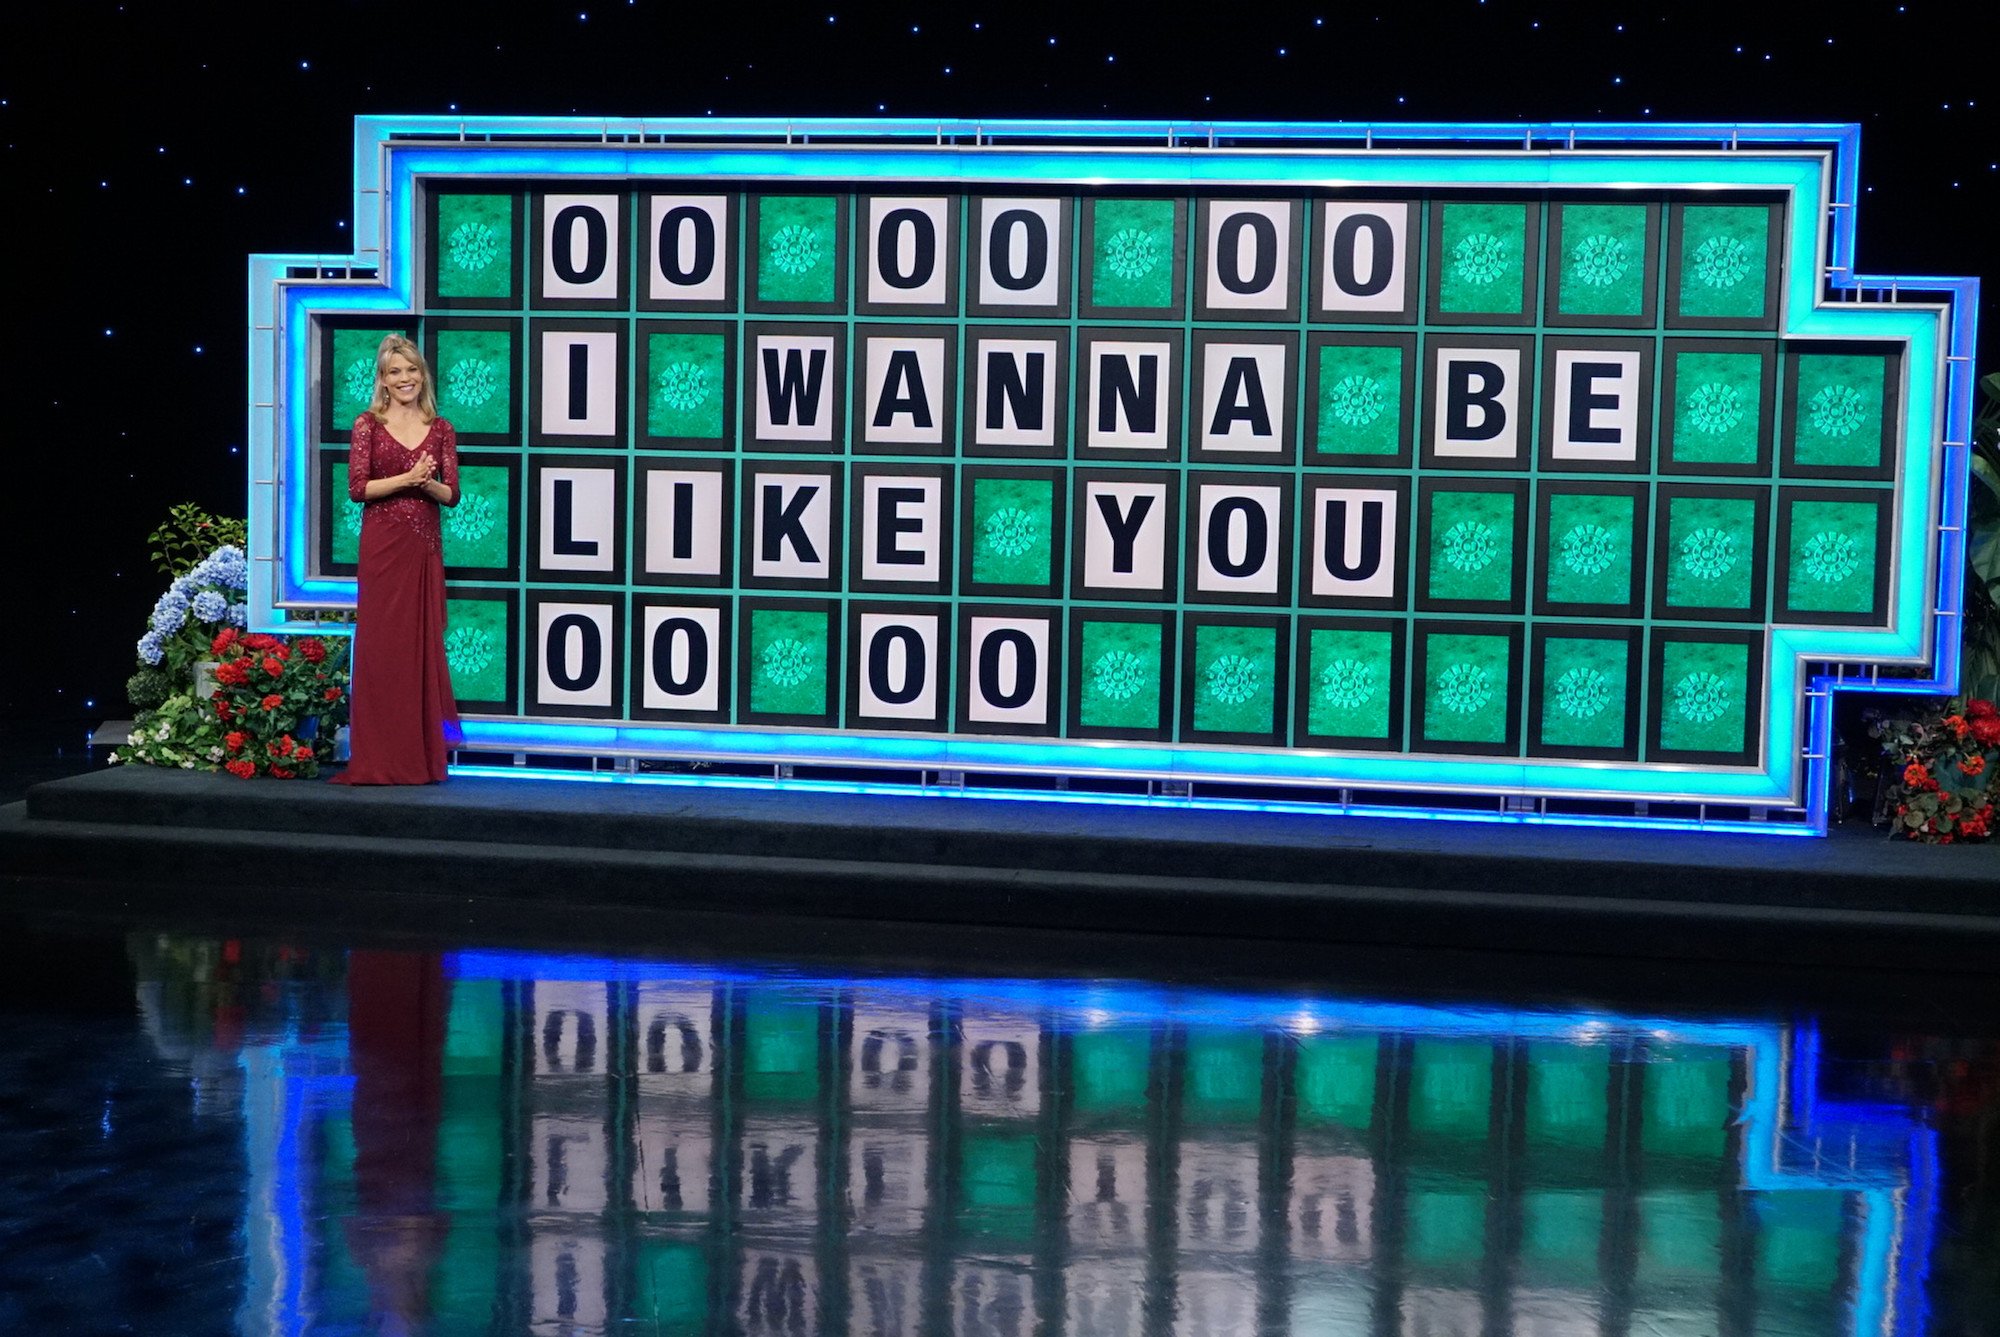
[380,353,424,408]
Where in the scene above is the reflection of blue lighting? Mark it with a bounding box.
[223,938,1941,1337]
[247,118,1977,834]
[440,944,1937,1336]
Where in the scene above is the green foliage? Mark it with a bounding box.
[125,666,172,712]
[114,693,228,772]
[1965,373,2000,701]
[148,503,247,579]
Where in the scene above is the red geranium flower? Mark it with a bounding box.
[323,687,342,702]
[242,633,278,652]
[215,660,250,686]
[211,627,239,656]
[1903,761,1933,790]
[1972,716,2000,746]
[298,638,326,664]
[261,655,285,678]
[261,693,283,711]
[225,731,249,752]
[267,738,291,759]
[225,759,257,779]
[1960,754,1987,776]
[269,645,290,662]
[1969,698,1996,719]
[270,767,295,780]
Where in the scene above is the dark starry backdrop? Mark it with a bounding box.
[0,1,1991,725]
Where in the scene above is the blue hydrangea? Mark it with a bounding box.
[150,589,189,632]
[192,590,229,622]
[137,629,167,665]
[191,545,249,591]
[226,604,249,628]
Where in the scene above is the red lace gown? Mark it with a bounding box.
[330,413,465,785]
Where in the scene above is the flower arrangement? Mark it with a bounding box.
[1872,697,2000,843]
[115,538,352,778]
[134,543,249,685]
[204,628,350,779]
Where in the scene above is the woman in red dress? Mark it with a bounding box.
[331,334,465,785]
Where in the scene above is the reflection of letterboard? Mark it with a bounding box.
[739,1117,818,1223]
[959,1010,1041,1119]
[1068,1136,1148,1249]
[849,1005,933,1112]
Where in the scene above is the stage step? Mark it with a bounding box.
[6,766,2000,968]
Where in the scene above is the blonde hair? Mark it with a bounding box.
[367,333,438,420]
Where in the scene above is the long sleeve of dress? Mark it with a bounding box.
[347,414,373,502]
[437,419,459,507]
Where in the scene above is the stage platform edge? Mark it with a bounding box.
[3,766,1997,972]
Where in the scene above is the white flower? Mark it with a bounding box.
[180,760,195,769]
[107,751,122,764]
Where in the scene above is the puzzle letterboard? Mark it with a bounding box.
[311,183,1903,783]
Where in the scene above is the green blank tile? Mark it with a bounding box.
[1437,202,1529,315]
[434,328,513,435]
[970,476,1056,586]
[1091,199,1177,308]
[1670,351,1765,466]
[331,461,364,565]
[1658,640,1751,755]
[1191,624,1277,735]
[443,598,509,702]
[442,465,513,569]
[1428,490,1518,604]
[1306,627,1395,740]
[436,194,514,299]
[1078,621,1164,731]
[1422,633,1512,747]
[647,331,728,439]
[1539,638,1630,752]
[1664,495,1760,611]
[748,608,830,717]
[1792,353,1887,470]
[1558,203,1649,317]
[756,196,839,304]
[1677,205,1770,321]
[1314,343,1405,456]
[1545,492,1636,607]
[1785,498,1879,615]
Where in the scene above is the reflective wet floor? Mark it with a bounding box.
[1,918,1996,1336]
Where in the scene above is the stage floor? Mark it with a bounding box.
[4,761,1998,972]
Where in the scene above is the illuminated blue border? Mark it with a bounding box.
[247,119,1978,832]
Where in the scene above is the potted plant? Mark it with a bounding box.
[207,630,351,779]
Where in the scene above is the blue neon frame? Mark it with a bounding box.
[247,119,1979,833]
[230,947,1939,1336]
